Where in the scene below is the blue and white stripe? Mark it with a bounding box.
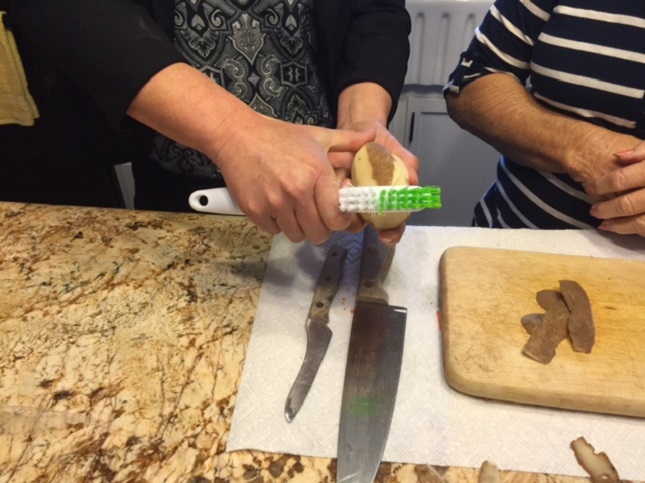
[447,0,645,229]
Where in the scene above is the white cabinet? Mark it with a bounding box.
[389,86,500,226]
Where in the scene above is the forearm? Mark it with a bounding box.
[333,0,410,122]
[335,82,392,129]
[126,62,258,166]
[445,73,638,184]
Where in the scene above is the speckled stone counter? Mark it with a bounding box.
[0,202,590,482]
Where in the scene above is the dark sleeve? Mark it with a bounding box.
[11,0,186,129]
[443,0,558,96]
[336,0,411,121]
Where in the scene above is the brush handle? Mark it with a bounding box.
[189,186,441,215]
[188,188,244,216]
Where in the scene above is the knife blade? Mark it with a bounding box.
[337,226,407,483]
[284,244,348,422]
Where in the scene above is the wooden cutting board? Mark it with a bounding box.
[439,246,645,418]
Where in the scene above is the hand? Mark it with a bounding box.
[588,140,645,236]
[333,118,420,185]
[334,82,420,246]
[214,113,375,244]
[126,64,375,244]
[333,119,420,246]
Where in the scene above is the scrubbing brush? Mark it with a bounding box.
[188,186,442,216]
[338,185,441,214]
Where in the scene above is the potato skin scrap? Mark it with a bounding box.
[478,460,501,483]
[570,436,620,483]
[522,293,569,364]
[536,289,562,311]
[560,280,595,353]
[520,313,543,335]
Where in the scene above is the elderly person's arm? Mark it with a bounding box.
[445,73,640,189]
[126,62,375,244]
[12,0,376,244]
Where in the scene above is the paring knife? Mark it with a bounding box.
[336,226,407,483]
[284,244,348,422]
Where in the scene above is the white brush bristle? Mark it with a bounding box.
[339,185,442,213]
[339,186,383,213]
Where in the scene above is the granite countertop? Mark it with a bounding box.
[0,202,590,482]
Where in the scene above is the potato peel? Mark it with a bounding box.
[476,438,620,483]
[478,460,501,483]
[522,292,570,364]
[560,280,595,353]
[521,281,595,363]
[570,436,620,483]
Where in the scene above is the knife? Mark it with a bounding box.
[284,244,348,422]
[337,226,407,483]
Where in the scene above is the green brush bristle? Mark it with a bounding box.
[377,186,442,214]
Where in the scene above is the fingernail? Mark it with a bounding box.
[379,234,396,245]
[614,149,634,156]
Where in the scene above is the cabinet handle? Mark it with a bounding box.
[408,112,415,145]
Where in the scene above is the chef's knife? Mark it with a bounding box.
[284,244,348,422]
[337,226,407,483]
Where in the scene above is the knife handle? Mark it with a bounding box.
[356,226,394,305]
[307,245,348,320]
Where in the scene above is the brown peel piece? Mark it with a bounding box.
[571,437,620,483]
[478,461,501,483]
[560,280,595,353]
[520,313,543,335]
[536,289,562,311]
[522,292,569,364]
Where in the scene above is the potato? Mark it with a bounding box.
[351,142,411,230]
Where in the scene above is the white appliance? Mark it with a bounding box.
[390,0,500,226]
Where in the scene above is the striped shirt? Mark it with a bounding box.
[444,0,645,229]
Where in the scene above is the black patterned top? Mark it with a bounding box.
[150,0,332,179]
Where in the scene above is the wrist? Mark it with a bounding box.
[207,108,265,173]
[336,83,391,129]
[562,125,633,184]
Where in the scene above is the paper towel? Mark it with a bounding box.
[227,227,645,479]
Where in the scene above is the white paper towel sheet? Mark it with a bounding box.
[227,227,645,479]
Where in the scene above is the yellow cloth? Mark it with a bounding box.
[0,11,39,126]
